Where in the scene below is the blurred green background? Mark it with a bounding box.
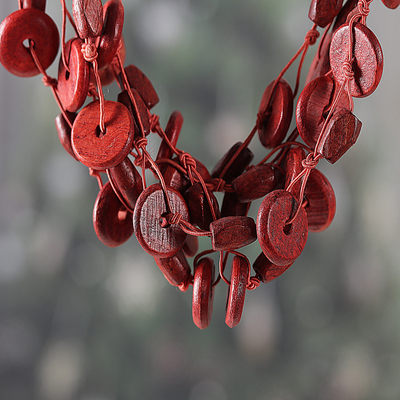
[1,0,400,399]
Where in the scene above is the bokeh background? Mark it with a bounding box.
[1,1,400,399]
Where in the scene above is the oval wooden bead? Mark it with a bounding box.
[182,235,199,258]
[72,100,134,169]
[97,0,124,70]
[330,22,383,98]
[308,0,343,28]
[184,183,220,231]
[118,64,160,109]
[192,257,215,329]
[225,255,249,328]
[210,216,257,252]
[231,164,278,203]
[55,112,79,161]
[304,169,336,232]
[134,184,189,258]
[316,107,362,163]
[57,38,89,112]
[221,191,250,218]
[257,190,308,266]
[72,0,103,39]
[107,157,143,211]
[93,181,133,247]
[381,0,400,9]
[296,75,349,150]
[211,142,254,183]
[0,8,59,77]
[258,79,293,149]
[283,146,306,200]
[154,249,191,287]
[22,0,46,11]
[253,252,294,283]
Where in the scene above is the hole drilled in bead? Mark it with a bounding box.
[283,223,293,235]
[22,39,31,49]
[95,125,107,139]
[159,213,171,228]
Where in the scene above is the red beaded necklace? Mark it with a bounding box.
[0,0,397,329]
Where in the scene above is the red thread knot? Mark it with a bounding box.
[305,28,320,45]
[167,213,182,225]
[358,0,370,17]
[179,152,197,171]
[150,114,160,133]
[178,275,192,292]
[212,178,226,192]
[135,137,148,150]
[81,43,98,63]
[301,153,319,170]
[342,61,354,81]
[42,76,57,87]
[247,276,260,290]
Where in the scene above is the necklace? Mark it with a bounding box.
[0,0,398,330]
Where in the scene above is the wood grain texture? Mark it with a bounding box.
[192,257,215,329]
[225,255,249,328]
[308,0,343,28]
[283,146,306,200]
[258,79,293,148]
[257,190,308,266]
[57,38,89,112]
[210,216,257,251]
[253,252,294,283]
[330,22,383,98]
[134,184,188,258]
[93,181,133,247]
[72,100,134,169]
[0,8,59,77]
[55,112,79,161]
[72,0,103,39]
[154,249,191,286]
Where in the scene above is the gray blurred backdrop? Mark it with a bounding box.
[0,1,400,399]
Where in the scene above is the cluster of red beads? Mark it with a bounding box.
[0,0,397,329]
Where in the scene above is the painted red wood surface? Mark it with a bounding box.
[72,0,103,39]
[154,249,191,287]
[55,112,79,161]
[308,0,343,28]
[253,252,293,283]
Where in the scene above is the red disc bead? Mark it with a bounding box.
[154,249,191,287]
[72,0,103,39]
[308,0,343,28]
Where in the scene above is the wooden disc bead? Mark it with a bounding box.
[97,0,124,70]
[154,249,191,287]
[55,112,78,161]
[330,22,383,98]
[231,164,278,203]
[93,181,133,247]
[257,190,308,266]
[304,168,336,232]
[0,8,59,77]
[308,0,343,28]
[118,64,160,109]
[283,146,306,200]
[22,0,46,11]
[133,184,189,258]
[107,157,143,211]
[221,191,250,218]
[381,0,400,9]
[192,257,215,329]
[57,38,89,113]
[182,235,199,258]
[253,252,294,283]
[210,216,257,252]
[71,100,134,169]
[72,0,103,39]
[258,79,293,149]
[225,255,249,328]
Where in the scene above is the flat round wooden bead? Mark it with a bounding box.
[182,235,199,258]
[308,0,343,28]
[55,112,79,161]
[0,8,59,77]
[381,0,400,9]
[184,183,220,231]
[257,190,308,266]
[72,100,134,169]
[192,257,215,329]
[225,255,249,328]
[22,0,46,11]
[57,38,89,112]
[316,107,362,163]
[296,75,349,150]
[231,164,278,203]
[154,249,191,287]
[221,191,250,218]
[283,146,306,200]
[93,181,133,247]
[118,64,160,109]
[134,184,189,258]
[107,157,143,211]
[72,0,103,39]
[97,0,124,70]
[210,216,257,252]
[211,142,254,183]
[253,252,294,283]
[330,22,383,98]
[304,169,336,232]
[258,79,293,149]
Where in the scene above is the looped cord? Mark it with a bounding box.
[167,212,182,225]
[42,76,58,87]
[302,153,319,170]
[179,152,197,171]
[150,114,161,133]
[135,137,148,151]
[81,42,98,63]
[305,28,320,45]
[247,276,260,290]
[358,0,371,18]
[342,61,354,81]
[212,178,226,192]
